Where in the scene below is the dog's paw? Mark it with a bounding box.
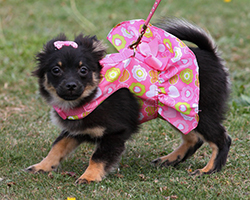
[75,178,90,184]
[190,169,202,176]
[75,177,96,185]
[151,156,181,167]
[25,162,58,174]
[75,173,103,184]
[75,160,105,184]
[25,165,43,173]
[190,168,215,176]
[151,158,162,166]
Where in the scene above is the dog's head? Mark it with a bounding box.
[33,34,107,110]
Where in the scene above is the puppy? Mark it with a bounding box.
[26,18,231,184]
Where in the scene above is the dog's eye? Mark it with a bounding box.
[51,66,62,76]
[79,66,88,76]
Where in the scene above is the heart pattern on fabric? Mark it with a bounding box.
[168,86,180,98]
[146,85,158,97]
[115,39,121,46]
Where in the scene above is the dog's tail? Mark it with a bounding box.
[155,18,217,53]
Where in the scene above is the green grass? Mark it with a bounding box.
[1,0,250,199]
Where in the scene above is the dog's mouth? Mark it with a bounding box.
[57,90,83,101]
[59,94,81,101]
[56,88,84,101]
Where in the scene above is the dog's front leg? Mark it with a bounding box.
[76,133,126,184]
[26,131,80,173]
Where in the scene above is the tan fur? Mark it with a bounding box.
[157,131,200,163]
[197,142,218,174]
[76,159,106,184]
[80,127,106,138]
[44,72,100,111]
[92,40,107,53]
[27,137,79,173]
[79,72,100,99]
[57,61,62,67]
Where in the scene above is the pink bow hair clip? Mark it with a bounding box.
[54,41,78,49]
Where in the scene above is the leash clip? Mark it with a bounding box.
[128,0,161,56]
[129,24,147,56]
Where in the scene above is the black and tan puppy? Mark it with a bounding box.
[26,18,231,184]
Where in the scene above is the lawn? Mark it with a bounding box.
[0,0,249,199]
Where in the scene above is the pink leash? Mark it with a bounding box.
[129,0,162,50]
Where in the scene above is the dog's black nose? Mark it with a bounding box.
[66,82,77,91]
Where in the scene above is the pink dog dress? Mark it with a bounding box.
[54,19,200,134]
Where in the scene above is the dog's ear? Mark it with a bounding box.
[33,34,68,78]
[74,34,107,61]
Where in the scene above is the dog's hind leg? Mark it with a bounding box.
[152,131,203,167]
[192,122,231,175]
[26,131,80,173]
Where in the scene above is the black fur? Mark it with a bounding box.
[33,34,139,173]
[157,18,231,171]
[33,34,104,105]
[28,18,231,182]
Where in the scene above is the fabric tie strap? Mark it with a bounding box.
[138,38,163,70]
